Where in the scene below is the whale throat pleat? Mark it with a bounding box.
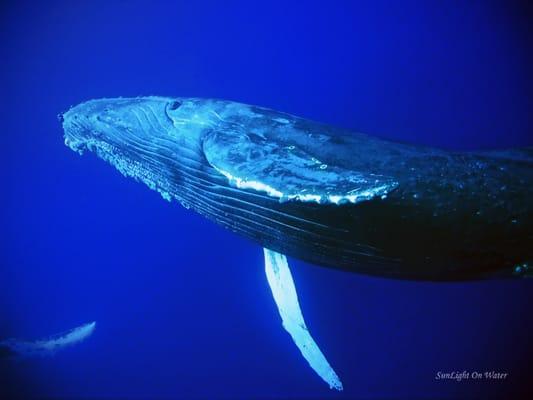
[263,248,343,391]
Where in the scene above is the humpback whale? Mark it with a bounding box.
[0,322,96,359]
[61,96,532,389]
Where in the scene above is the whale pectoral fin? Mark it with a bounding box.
[263,248,343,391]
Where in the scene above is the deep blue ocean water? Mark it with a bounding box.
[1,1,531,398]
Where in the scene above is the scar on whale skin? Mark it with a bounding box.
[0,322,96,359]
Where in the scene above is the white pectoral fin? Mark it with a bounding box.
[263,248,343,391]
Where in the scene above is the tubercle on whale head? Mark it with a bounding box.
[62,97,173,152]
[60,97,228,152]
[60,97,229,205]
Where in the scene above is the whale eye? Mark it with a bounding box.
[169,101,182,111]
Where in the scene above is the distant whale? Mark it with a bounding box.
[61,96,532,389]
[0,322,96,359]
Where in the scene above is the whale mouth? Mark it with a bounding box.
[61,102,100,154]
[61,99,127,156]
[62,112,123,168]
[62,112,90,154]
[62,116,105,155]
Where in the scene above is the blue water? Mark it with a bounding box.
[1,1,531,398]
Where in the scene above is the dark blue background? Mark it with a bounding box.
[1,1,531,398]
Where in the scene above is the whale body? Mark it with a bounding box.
[61,96,531,389]
[62,97,531,281]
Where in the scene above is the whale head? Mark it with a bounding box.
[61,96,229,203]
[61,96,227,155]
